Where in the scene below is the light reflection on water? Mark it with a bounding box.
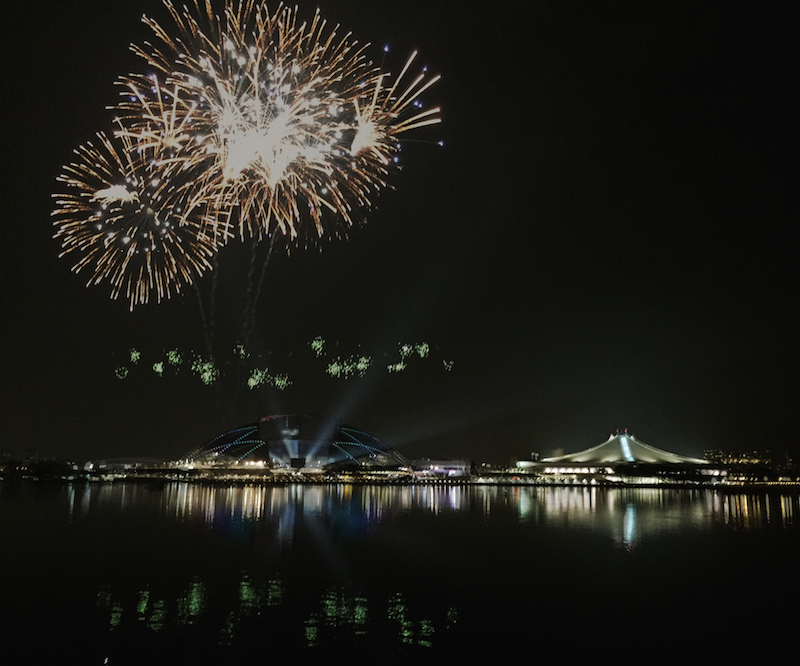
[67,482,799,542]
[2,482,799,660]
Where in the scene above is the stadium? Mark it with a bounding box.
[542,429,708,465]
[516,429,720,485]
[186,414,409,471]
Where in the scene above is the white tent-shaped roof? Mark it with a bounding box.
[542,432,707,465]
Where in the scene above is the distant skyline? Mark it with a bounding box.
[2,1,796,464]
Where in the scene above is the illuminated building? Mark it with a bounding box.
[185,414,409,471]
[542,430,707,465]
[703,449,773,466]
[411,459,472,478]
[517,430,720,485]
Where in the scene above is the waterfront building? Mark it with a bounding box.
[517,430,720,485]
[411,459,472,478]
[543,430,707,465]
[184,414,409,473]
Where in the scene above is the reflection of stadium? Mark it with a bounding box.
[188,415,409,471]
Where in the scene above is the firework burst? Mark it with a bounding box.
[54,0,440,306]
[52,130,229,308]
[119,0,441,240]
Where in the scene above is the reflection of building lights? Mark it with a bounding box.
[623,503,637,549]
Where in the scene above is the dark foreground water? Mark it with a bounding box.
[1,482,798,662]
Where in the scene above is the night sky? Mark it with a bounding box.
[2,0,796,464]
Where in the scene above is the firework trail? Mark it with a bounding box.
[242,231,278,351]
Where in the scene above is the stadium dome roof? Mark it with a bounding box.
[542,431,707,465]
[187,414,408,470]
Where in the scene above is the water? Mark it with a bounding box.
[1,482,798,661]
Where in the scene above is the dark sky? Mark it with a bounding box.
[2,0,796,464]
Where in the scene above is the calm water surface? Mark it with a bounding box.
[1,482,798,661]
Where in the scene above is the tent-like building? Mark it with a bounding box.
[516,430,721,486]
[542,430,707,465]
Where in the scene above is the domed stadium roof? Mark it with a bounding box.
[542,431,707,465]
[188,414,408,470]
